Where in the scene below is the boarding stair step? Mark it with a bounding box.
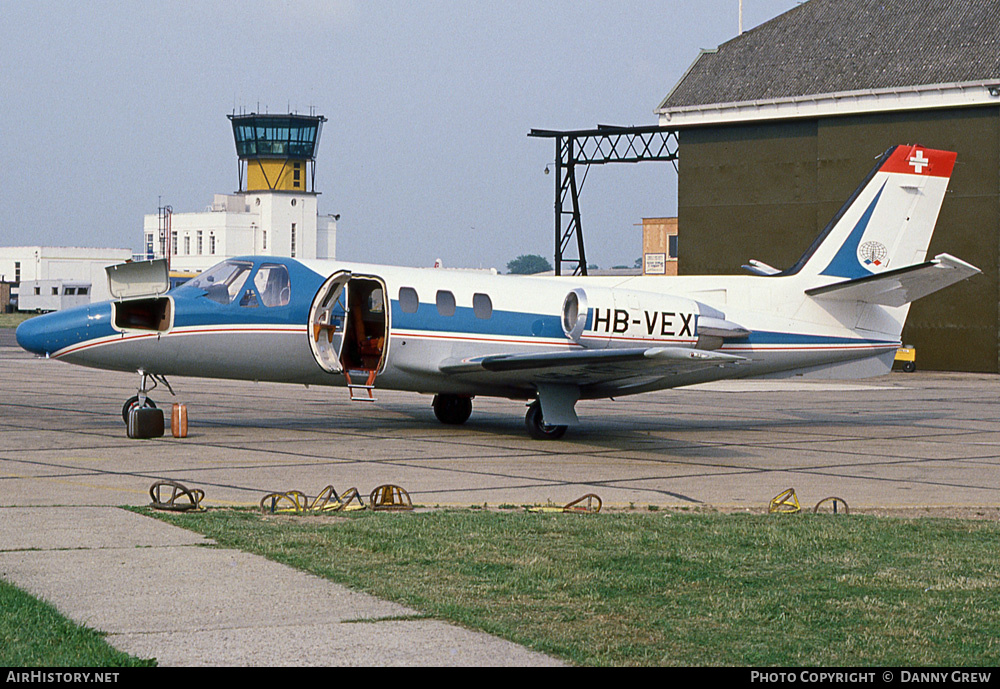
[345,369,377,402]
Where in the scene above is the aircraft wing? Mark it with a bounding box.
[805,253,981,307]
[439,346,745,387]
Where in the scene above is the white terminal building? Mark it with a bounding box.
[0,246,133,308]
[142,112,338,274]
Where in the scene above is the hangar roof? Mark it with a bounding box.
[657,0,1000,125]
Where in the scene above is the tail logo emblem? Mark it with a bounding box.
[859,241,888,267]
[909,150,929,173]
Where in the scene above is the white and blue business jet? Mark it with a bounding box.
[16,145,981,439]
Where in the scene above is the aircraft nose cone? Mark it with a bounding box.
[15,314,50,355]
[15,307,92,357]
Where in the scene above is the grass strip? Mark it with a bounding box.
[0,578,155,667]
[141,508,1000,666]
[0,313,33,329]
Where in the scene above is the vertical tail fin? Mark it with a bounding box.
[789,145,957,280]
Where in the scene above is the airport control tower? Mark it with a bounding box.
[228,112,327,193]
[143,112,336,273]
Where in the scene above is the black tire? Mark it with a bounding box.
[122,396,157,424]
[902,361,916,373]
[525,402,567,440]
[432,394,473,425]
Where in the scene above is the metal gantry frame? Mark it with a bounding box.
[529,125,679,276]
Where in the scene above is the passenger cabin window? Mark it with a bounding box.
[473,293,492,319]
[399,287,418,313]
[436,290,456,317]
[253,264,291,307]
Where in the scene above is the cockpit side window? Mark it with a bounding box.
[188,260,253,305]
[254,263,291,307]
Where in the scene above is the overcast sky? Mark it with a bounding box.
[0,0,800,271]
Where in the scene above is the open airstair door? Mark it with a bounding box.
[307,271,390,400]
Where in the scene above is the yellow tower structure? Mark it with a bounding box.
[228,113,327,192]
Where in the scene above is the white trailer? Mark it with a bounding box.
[18,280,92,312]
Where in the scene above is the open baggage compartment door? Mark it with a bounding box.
[106,259,173,334]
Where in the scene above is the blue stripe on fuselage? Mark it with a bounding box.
[739,331,896,346]
[390,301,565,339]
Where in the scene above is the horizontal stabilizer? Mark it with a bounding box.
[742,259,781,276]
[697,316,750,339]
[805,253,980,307]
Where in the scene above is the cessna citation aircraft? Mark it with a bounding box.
[16,145,981,439]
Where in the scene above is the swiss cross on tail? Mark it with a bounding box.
[880,145,956,177]
[909,150,929,173]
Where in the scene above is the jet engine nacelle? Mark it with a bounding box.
[561,287,706,349]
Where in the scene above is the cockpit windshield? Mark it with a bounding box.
[178,260,292,308]
[185,260,253,305]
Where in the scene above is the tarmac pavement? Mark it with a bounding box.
[1,328,999,665]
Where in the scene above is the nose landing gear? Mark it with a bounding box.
[121,369,174,424]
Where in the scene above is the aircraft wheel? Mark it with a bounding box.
[122,396,156,424]
[432,394,473,425]
[525,401,567,440]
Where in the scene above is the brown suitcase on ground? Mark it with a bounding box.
[128,407,164,439]
[170,404,187,438]
[171,403,188,438]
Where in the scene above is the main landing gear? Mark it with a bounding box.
[121,370,174,424]
[431,395,568,440]
[432,394,473,425]
[524,401,567,440]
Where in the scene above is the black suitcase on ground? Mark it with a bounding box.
[128,407,164,439]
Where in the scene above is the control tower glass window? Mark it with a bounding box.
[229,115,322,160]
